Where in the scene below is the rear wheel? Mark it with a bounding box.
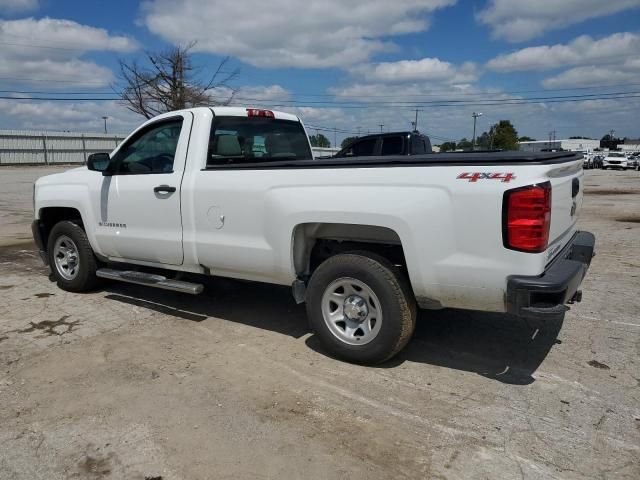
[306,252,416,364]
[47,220,99,292]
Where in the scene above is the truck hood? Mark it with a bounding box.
[35,166,92,186]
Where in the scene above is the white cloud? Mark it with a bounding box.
[542,60,640,88]
[236,85,291,102]
[487,32,640,72]
[0,99,141,132]
[0,17,139,87]
[0,0,38,14]
[141,0,456,68]
[477,0,640,42]
[350,58,477,84]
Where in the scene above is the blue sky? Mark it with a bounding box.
[1,0,639,145]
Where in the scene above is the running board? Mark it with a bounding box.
[96,268,204,295]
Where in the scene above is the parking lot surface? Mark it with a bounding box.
[0,166,639,479]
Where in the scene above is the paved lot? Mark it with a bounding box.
[0,166,639,479]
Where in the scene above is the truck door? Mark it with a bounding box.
[93,113,192,265]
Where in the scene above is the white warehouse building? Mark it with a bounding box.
[518,139,600,153]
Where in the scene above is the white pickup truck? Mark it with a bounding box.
[32,107,595,364]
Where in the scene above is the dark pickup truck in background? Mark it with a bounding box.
[334,131,432,158]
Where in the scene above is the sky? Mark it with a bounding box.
[0,0,639,145]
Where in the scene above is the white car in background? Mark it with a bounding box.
[602,152,630,170]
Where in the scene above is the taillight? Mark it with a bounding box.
[503,182,551,253]
[246,108,274,118]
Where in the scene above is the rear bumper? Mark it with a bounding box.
[506,231,595,318]
[31,220,49,265]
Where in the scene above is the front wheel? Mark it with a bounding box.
[47,220,99,292]
[306,252,417,364]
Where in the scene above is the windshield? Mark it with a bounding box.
[608,153,625,158]
[207,116,312,166]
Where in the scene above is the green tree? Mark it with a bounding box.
[600,134,620,150]
[457,137,473,150]
[309,134,330,148]
[488,120,519,150]
[518,136,536,142]
[341,136,359,149]
[600,133,622,150]
[476,131,491,149]
[439,141,457,152]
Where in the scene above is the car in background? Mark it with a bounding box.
[334,131,432,158]
[602,152,630,170]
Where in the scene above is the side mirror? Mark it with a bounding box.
[87,152,112,175]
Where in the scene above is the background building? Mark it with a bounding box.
[518,139,600,153]
[620,139,640,152]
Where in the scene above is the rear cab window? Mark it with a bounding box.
[337,137,378,157]
[207,116,312,167]
[380,136,404,155]
[411,136,427,155]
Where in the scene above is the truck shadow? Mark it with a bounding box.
[395,309,563,385]
[102,277,563,385]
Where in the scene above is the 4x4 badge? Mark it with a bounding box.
[457,172,516,183]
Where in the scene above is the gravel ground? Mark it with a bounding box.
[0,166,638,479]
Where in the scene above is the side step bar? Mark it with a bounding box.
[96,268,204,295]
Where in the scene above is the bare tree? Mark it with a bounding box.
[117,42,239,119]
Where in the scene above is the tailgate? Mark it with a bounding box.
[546,159,583,257]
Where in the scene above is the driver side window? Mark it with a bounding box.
[114,119,183,174]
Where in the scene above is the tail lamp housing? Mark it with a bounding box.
[502,182,552,253]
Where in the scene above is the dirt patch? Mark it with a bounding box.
[0,285,14,290]
[586,189,635,195]
[616,216,640,223]
[588,360,611,370]
[18,315,80,337]
[78,453,114,477]
[34,292,54,298]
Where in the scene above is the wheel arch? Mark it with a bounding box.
[291,222,407,278]
[37,206,85,253]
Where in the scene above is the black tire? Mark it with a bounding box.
[47,220,99,292]
[306,252,417,365]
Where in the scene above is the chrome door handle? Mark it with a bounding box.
[154,185,176,193]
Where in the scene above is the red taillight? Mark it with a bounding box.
[246,108,274,118]
[503,183,551,253]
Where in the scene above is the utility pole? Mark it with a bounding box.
[471,112,482,150]
[413,109,423,132]
[102,116,108,134]
[356,126,361,137]
[333,127,337,148]
[379,124,384,133]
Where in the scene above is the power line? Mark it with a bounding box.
[0,76,109,85]
[225,93,640,109]
[3,92,640,109]
[0,89,116,95]
[218,90,640,107]
[4,81,640,98]
[248,81,640,99]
